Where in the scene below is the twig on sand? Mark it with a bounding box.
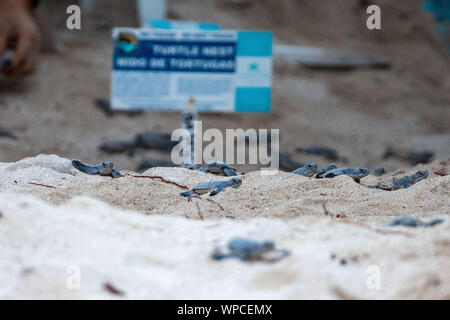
[322,203,332,216]
[322,203,347,219]
[322,203,412,237]
[28,182,57,189]
[191,196,224,212]
[207,198,224,211]
[339,220,414,237]
[129,174,188,189]
[103,282,125,296]
[195,202,204,220]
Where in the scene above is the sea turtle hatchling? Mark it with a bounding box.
[315,163,338,178]
[198,160,242,176]
[368,170,429,191]
[292,162,317,177]
[0,126,18,140]
[72,160,123,178]
[296,145,347,162]
[279,153,304,172]
[323,167,369,183]
[391,170,428,190]
[374,167,386,176]
[133,131,178,153]
[387,217,444,227]
[180,177,242,198]
[211,237,289,262]
[180,162,199,170]
[98,140,135,156]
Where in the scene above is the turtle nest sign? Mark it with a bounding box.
[111,28,272,112]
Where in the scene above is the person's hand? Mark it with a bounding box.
[0,0,41,75]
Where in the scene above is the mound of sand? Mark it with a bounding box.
[0,155,448,299]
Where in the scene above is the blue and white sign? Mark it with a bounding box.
[149,19,221,30]
[111,28,272,112]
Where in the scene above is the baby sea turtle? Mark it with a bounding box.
[315,163,338,178]
[94,98,143,118]
[180,177,242,198]
[369,170,428,191]
[94,98,114,117]
[382,146,433,165]
[198,160,241,176]
[134,131,177,153]
[137,159,174,172]
[180,162,199,170]
[99,140,135,156]
[292,162,318,177]
[279,153,304,172]
[211,237,289,262]
[392,170,428,190]
[0,126,18,140]
[323,167,369,183]
[388,217,444,227]
[72,160,123,178]
[296,144,348,162]
[374,167,386,176]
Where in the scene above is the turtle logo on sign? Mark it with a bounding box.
[116,33,139,55]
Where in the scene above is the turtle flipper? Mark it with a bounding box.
[72,160,100,175]
[211,250,235,260]
[428,218,444,226]
[209,187,224,196]
[111,169,123,178]
[180,190,196,197]
[223,168,238,176]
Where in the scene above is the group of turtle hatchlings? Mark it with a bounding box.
[72,159,429,199]
[70,159,438,263]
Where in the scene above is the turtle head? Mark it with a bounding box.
[262,241,275,250]
[306,162,318,171]
[206,160,217,166]
[412,170,428,181]
[103,161,114,169]
[98,161,114,175]
[302,162,318,177]
[352,167,369,178]
[230,177,242,188]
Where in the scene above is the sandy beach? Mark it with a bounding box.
[0,0,449,299]
[0,155,448,299]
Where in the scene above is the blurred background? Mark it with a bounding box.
[0,0,449,173]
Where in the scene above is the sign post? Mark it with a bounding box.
[180,97,198,168]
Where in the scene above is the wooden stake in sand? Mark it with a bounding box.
[28,182,57,189]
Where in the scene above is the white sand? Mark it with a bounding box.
[0,0,449,300]
[0,155,448,299]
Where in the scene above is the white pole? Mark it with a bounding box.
[80,0,95,13]
[137,0,167,27]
